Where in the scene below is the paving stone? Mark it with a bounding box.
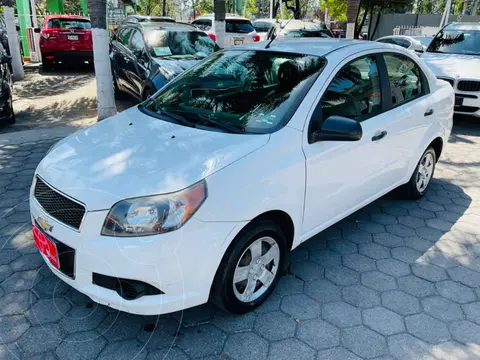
[436,280,477,304]
[172,303,216,326]
[342,325,387,358]
[309,249,342,267]
[450,321,480,345]
[409,208,436,219]
[146,347,189,360]
[398,275,436,297]
[383,206,408,217]
[0,264,12,283]
[59,305,108,334]
[343,230,373,245]
[322,301,361,328]
[97,312,145,341]
[416,226,445,242]
[254,311,296,341]
[327,239,358,255]
[447,266,480,288]
[397,215,425,229]
[388,334,436,360]
[381,290,421,316]
[137,317,182,350]
[32,275,71,298]
[446,230,478,245]
[280,293,321,320]
[300,235,328,251]
[373,233,404,248]
[0,344,21,360]
[386,224,416,237]
[0,290,36,316]
[363,306,405,336]
[421,249,459,268]
[296,318,339,350]
[56,331,106,360]
[418,200,444,212]
[26,297,71,325]
[356,222,385,236]
[1,269,40,292]
[411,263,448,282]
[0,249,20,265]
[289,261,324,281]
[391,247,422,264]
[275,275,304,295]
[343,253,376,273]
[377,258,411,277]
[422,296,464,323]
[176,323,227,358]
[359,243,391,260]
[431,340,480,360]
[9,253,44,271]
[325,266,360,286]
[97,340,147,360]
[317,347,362,360]
[304,279,341,304]
[462,302,480,325]
[254,293,282,313]
[0,315,30,343]
[436,239,469,257]
[287,247,309,262]
[19,323,65,356]
[267,338,316,360]
[425,218,454,232]
[403,236,434,252]
[362,271,397,292]
[371,213,397,225]
[224,332,268,360]
[405,313,451,344]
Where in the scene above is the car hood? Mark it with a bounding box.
[36,107,269,210]
[421,52,480,79]
[153,58,200,80]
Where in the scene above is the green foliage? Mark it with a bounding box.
[244,0,258,16]
[319,0,346,21]
[64,0,83,14]
[197,0,214,14]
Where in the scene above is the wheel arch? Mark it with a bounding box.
[430,137,443,162]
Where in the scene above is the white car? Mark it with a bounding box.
[253,18,275,41]
[191,14,260,47]
[266,20,334,40]
[30,39,453,315]
[421,23,480,117]
[375,35,431,54]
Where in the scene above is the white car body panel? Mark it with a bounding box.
[31,40,454,315]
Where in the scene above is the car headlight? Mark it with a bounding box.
[101,180,207,237]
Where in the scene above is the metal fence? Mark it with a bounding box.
[393,25,440,37]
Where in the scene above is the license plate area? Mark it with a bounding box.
[67,35,79,41]
[33,224,59,269]
[455,96,464,106]
[234,39,243,45]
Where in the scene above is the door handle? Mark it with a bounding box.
[424,109,434,116]
[372,130,387,142]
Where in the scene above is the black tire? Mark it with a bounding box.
[113,73,122,99]
[42,59,53,72]
[403,147,436,199]
[211,220,287,314]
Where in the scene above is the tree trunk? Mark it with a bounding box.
[163,0,167,16]
[346,0,360,39]
[473,0,479,14]
[462,0,469,14]
[87,0,117,120]
[355,3,367,39]
[3,5,24,81]
[214,0,226,48]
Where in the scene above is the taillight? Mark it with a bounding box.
[41,29,57,40]
[208,33,216,42]
[253,34,260,42]
[41,32,50,40]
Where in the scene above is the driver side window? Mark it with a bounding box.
[129,30,145,57]
[321,55,382,122]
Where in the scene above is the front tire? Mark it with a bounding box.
[211,220,286,314]
[404,147,436,199]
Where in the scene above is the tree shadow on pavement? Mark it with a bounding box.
[14,74,93,99]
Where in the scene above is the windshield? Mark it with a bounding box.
[226,20,255,33]
[143,50,325,134]
[145,30,219,59]
[47,18,91,29]
[284,29,332,38]
[427,28,480,55]
[254,21,272,33]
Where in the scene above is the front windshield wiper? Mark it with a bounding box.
[159,109,197,128]
[194,113,245,134]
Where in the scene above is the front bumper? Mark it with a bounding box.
[30,194,244,315]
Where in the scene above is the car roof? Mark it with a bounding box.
[45,15,89,21]
[377,35,415,40]
[125,15,175,23]
[194,13,250,21]
[123,21,197,31]
[232,38,391,57]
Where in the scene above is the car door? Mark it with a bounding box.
[125,29,149,98]
[111,27,133,88]
[302,53,406,235]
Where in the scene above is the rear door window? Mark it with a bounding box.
[226,20,255,34]
[47,18,91,29]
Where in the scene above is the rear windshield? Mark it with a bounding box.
[226,20,255,34]
[144,30,219,59]
[47,18,91,29]
[284,29,332,38]
[143,50,326,134]
[253,22,272,33]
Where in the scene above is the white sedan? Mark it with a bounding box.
[30,39,454,315]
[376,35,431,54]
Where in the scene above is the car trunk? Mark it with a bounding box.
[44,18,92,51]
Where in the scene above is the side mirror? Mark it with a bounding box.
[309,115,362,143]
[16,25,20,31]
[0,54,11,64]
[34,28,41,33]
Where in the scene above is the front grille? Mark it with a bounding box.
[455,105,480,113]
[438,77,455,87]
[34,177,85,230]
[458,80,480,92]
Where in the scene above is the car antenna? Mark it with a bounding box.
[265,16,294,49]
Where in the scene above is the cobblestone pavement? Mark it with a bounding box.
[0,117,480,360]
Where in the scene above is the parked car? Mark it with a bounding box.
[266,20,334,40]
[110,21,219,101]
[0,42,14,124]
[36,15,93,70]
[122,15,176,24]
[0,16,24,65]
[191,14,260,47]
[422,23,480,117]
[31,39,453,315]
[252,18,275,41]
[375,35,430,54]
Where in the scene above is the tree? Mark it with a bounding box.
[197,0,214,13]
[87,0,117,120]
[319,0,346,21]
[346,0,360,39]
[244,0,258,16]
[1,0,23,81]
[214,0,226,47]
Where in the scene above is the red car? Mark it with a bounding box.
[36,15,92,70]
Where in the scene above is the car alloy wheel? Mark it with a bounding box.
[416,151,434,193]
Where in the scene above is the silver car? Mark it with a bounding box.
[376,35,432,54]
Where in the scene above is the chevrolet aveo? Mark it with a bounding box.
[30,39,454,315]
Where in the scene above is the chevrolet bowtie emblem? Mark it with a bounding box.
[37,217,53,233]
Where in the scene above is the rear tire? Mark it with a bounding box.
[42,58,53,72]
[6,95,15,124]
[403,147,436,199]
[211,220,286,314]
